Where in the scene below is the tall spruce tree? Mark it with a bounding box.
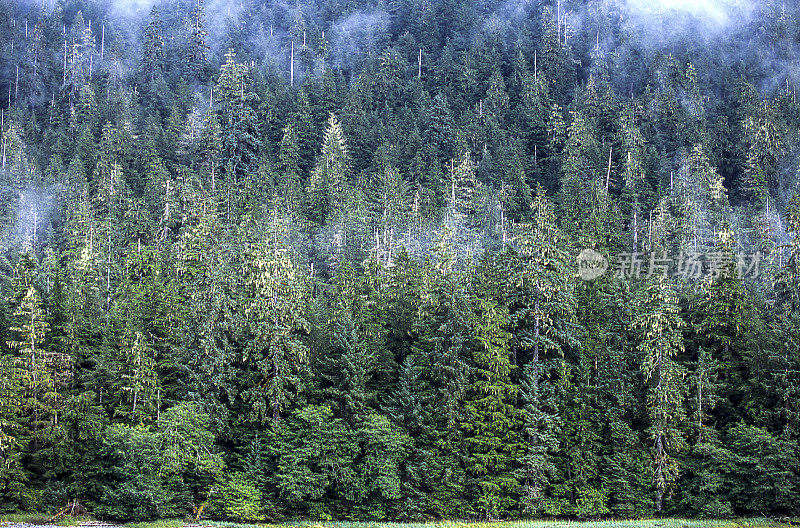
[513,187,578,515]
[632,274,686,513]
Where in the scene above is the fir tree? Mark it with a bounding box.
[633,275,686,513]
[186,0,209,79]
[307,114,350,225]
[463,297,521,517]
[242,208,310,423]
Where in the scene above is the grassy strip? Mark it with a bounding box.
[196,519,788,528]
[1,517,790,528]
[124,519,186,528]
[0,514,94,526]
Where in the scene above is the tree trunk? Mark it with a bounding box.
[533,291,540,396]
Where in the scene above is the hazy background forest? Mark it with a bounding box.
[0,0,799,521]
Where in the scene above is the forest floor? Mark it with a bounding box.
[1,518,797,528]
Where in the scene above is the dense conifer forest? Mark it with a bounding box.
[0,0,799,521]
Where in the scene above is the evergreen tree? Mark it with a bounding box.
[632,275,686,513]
[307,114,350,225]
[186,0,209,79]
[463,297,521,517]
[773,193,800,440]
[513,187,578,515]
[242,208,310,423]
[216,49,261,216]
[278,122,302,206]
[318,260,386,423]
[6,256,55,445]
[673,145,731,254]
[409,235,471,517]
[141,7,165,85]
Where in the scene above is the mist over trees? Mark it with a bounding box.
[0,0,799,521]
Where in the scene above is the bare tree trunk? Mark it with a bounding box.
[698,369,704,443]
[500,201,506,246]
[655,333,665,513]
[533,293,540,396]
[557,0,561,44]
[271,348,281,423]
[655,432,664,513]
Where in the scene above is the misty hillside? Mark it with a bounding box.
[0,0,799,521]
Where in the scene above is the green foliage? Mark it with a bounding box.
[242,209,311,423]
[97,424,176,521]
[725,423,800,514]
[210,472,265,523]
[575,488,611,519]
[95,404,222,520]
[357,413,410,506]
[158,403,224,476]
[462,298,521,518]
[307,114,350,224]
[271,405,358,507]
[633,276,687,513]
